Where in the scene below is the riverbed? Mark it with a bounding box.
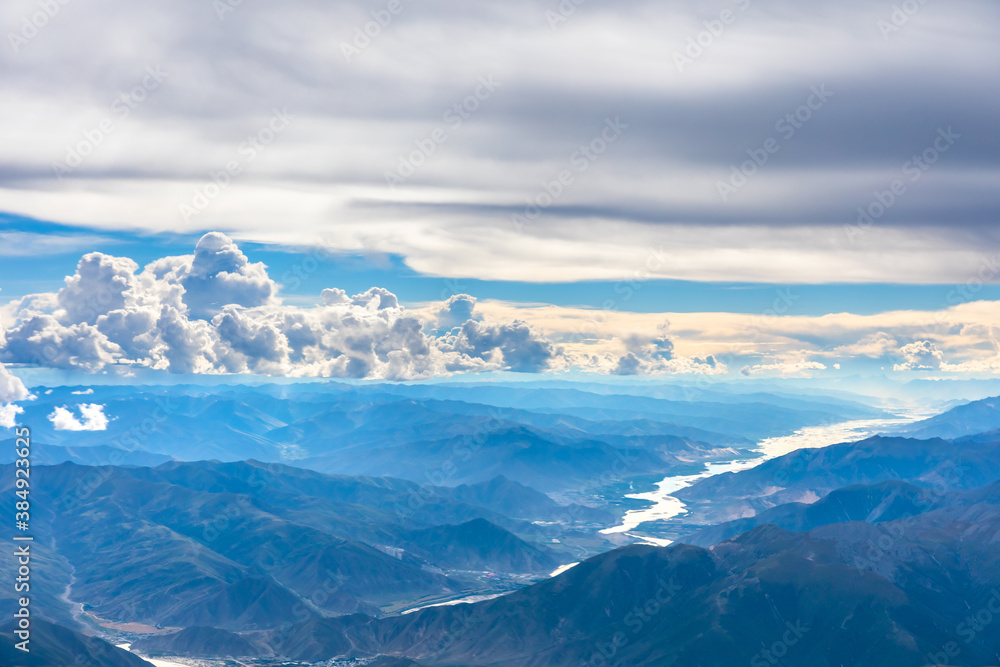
[600,413,926,542]
[117,644,188,667]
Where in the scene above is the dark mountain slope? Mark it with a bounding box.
[401,519,559,573]
[256,486,1000,666]
[436,475,614,524]
[132,626,256,658]
[681,479,964,546]
[2,460,582,633]
[901,395,1000,440]
[676,435,1000,522]
[0,619,153,667]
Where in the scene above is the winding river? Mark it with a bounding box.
[600,413,927,544]
[117,644,187,667]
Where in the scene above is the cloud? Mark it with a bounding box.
[180,232,279,319]
[467,298,1000,378]
[1,314,120,371]
[612,353,643,376]
[0,362,29,403]
[829,332,899,359]
[5,232,1000,379]
[612,328,683,375]
[436,294,479,331]
[0,233,568,379]
[894,340,946,371]
[71,388,94,395]
[0,361,28,429]
[741,361,829,377]
[0,231,119,257]
[49,403,110,431]
[0,0,998,285]
[0,403,23,429]
[57,252,138,325]
[444,319,557,373]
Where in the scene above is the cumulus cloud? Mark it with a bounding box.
[607,324,722,376]
[1,314,121,371]
[436,294,479,331]
[49,404,110,431]
[0,234,570,380]
[445,319,557,373]
[0,362,29,404]
[611,353,643,376]
[894,341,946,371]
[57,252,138,325]
[71,388,94,395]
[611,354,724,376]
[179,232,280,319]
[0,362,27,429]
[0,404,23,429]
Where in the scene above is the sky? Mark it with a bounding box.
[1,0,999,392]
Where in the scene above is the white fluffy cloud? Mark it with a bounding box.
[180,232,280,319]
[12,232,998,379]
[0,362,29,403]
[894,341,946,371]
[0,233,569,379]
[0,404,23,429]
[0,360,30,429]
[49,403,110,431]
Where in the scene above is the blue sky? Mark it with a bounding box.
[5,214,1000,317]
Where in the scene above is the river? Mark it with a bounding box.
[600,413,926,544]
[116,644,188,667]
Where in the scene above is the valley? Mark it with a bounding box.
[4,380,1000,665]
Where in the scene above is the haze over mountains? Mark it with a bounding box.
[6,382,1000,665]
[0,459,584,633]
[3,381,885,491]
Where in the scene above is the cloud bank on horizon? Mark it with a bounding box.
[0,0,997,284]
[1,232,999,387]
[0,232,584,379]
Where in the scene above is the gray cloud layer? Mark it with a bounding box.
[1,0,998,283]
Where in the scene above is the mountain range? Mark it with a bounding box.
[0,460,585,636]
[11,383,1000,665]
[128,479,1000,665]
